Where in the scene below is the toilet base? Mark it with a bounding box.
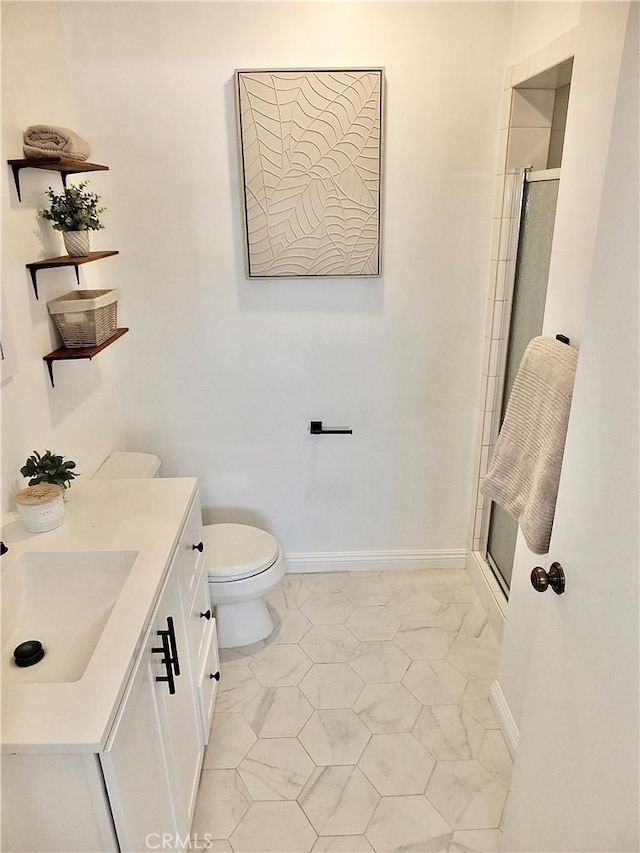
[214,599,275,648]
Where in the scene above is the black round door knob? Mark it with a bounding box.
[200,609,212,620]
[209,671,220,681]
[192,542,204,553]
[531,562,566,595]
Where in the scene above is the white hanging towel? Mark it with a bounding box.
[481,336,578,555]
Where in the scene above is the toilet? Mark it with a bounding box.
[202,522,286,648]
[93,452,286,648]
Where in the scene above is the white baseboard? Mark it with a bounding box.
[284,549,468,574]
[489,680,519,759]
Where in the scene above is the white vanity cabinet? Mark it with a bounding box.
[101,547,203,850]
[1,483,218,853]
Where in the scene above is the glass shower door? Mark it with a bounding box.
[486,172,560,594]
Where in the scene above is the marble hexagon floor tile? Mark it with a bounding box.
[300,624,361,663]
[298,765,379,835]
[353,682,422,733]
[388,588,443,626]
[302,573,350,593]
[237,737,315,800]
[269,608,312,644]
[229,801,317,853]
[403,659,469,706]
[215,664,263,713]
[342,575,395,607]
[311,834,374,852]
[298,709,371,765]
[426,760,508,830]
[300,662,365,709]
[345,605,402,641]
[358,732,436,795]
[280,574,314,609]
[349,641,411,683]
[365,795,452,853]
[301,592,355,625]
[191,769,252,840]
[448,827,505,852]
[394,625,455,660]
[478,729,513,789]
[192,568,512,851]
[243,685,314,738]
[248,643,312,687]
[446,634,501,682]
[412,705,486,761]
[203,713,257,769]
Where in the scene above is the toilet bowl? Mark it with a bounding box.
[203,523,286,648]
[93,452,286,648]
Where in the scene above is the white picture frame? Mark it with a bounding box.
[236,68,384,279]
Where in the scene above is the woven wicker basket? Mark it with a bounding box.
[47,289,119,348]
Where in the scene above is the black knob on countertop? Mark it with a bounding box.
[14,640,45,667]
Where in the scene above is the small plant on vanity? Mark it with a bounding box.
[20,450,78,490]
[39,181,105,257]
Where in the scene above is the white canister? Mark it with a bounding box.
[15,484,65,533]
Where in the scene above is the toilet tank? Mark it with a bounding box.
[92,451,162,480]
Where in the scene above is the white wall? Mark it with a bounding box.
[33,1,513,557]
[508,2,580,66]
[1,2,126,514]
[497,1,631,730]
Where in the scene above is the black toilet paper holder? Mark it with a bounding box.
[309,421,353,435]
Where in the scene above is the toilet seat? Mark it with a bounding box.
[203,523,280,582]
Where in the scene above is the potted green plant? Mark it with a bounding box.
[39,181,105,257]
[20,450,78,490]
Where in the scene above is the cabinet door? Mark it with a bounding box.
[155,555,204,831]
[186,567,213,678]
[196,618,220,745]
[101,585,177,851]
[177,492,205,604]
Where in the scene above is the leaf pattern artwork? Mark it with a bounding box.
[236,69,383,277]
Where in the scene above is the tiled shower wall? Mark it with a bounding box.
[466,29,576,621]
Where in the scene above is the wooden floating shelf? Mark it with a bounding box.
[26,250,119,298]
[8,158,109,202]
[43,328,129,387]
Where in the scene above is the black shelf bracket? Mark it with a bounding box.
[26,251,118,299]
[43,328,129,387]
[8,158,109,203]
[28,263,80,299]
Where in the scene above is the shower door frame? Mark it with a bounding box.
[482,167,562,597]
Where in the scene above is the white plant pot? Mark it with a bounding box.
[63,230,90,257]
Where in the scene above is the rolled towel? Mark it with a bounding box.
[23,124,91,162]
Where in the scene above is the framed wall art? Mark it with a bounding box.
[235,68,384,279]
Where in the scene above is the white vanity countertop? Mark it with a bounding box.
[1,477,198,754]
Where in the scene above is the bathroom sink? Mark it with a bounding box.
[1,550,138,684]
